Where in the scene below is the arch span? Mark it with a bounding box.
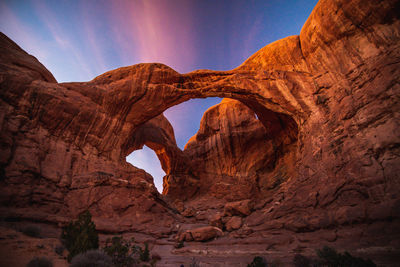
[68,38,310,200]
[86,35,313,162]
[56,35,314,167]
[123,97,298,201]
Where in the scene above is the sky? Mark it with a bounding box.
[0,0,319,193]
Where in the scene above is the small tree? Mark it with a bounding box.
[27,257,53,267]
[317,246,376,267]
[103,236,139,267]
[61,210,99,262]
[140,242,150,262]
[293,254,311,267]
[189,257,200,267]
[247,256,267,267]
[22,225,41,238]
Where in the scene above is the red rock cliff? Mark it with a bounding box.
[173,99,297,202]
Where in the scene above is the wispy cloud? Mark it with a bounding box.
[79,1,113,75]
[109,0,196,73]
[242,16,263,61]
[0,3,49,61]
[80,17,108,74]
[30,0,95,80]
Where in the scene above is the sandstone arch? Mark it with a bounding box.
[88,50,310,163]
[124,114,189,176]
[123,97,299,201]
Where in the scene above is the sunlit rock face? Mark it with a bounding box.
[0,33,176,235]
[166,98,298,202]
[0,0,399,265]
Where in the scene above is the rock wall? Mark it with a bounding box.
[179,99,297,201]
[0,0,399,264]
[0,33,177,235]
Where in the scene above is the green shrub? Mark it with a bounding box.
[151,252,161,262]
[293,253,311,267]
[70,250,113,267]
[54,244,64,256]
[247,256,267,267]
[22,225,41,238]
[61,210,99,262]
[176,240,184,248]
[140,242,150,262]
[26,257,53,267]
[189,257,200,267]
[269,259,283,267]
[103,236,139,267]
[316,246,376,267]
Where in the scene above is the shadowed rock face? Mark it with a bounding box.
[0,0,400,265]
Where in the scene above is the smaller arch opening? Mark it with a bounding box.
[126,145,165,193]
[124,98,223,195]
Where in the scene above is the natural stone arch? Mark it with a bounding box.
[121,95,299,201]
[67,38,312,200]
[87,35,314,162]
[49,35,316,169]
[124,113,193,179]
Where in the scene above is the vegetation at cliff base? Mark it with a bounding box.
[316,246,376,267]
[247,256,267,267]
[70,250,112,267]
[103,236,138,267]
[27,257,53,267]
[61,210,99,262]
[21,225,42,238]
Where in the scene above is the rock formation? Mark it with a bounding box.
[179,98,297,202]
[0,0,399,265]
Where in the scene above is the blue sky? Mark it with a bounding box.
[0,0,319,192]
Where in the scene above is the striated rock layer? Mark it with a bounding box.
[0,0,399,265]
[179,98,297,202]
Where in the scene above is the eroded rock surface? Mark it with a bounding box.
[176,99,297,202]
[0,0,399,265]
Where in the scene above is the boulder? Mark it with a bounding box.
[224,200,253,217]
[225,216,243,232]
[190,226,223,242]
[176,226,223,242]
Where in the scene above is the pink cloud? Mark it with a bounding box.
[79,1,109,74]
[109,0,196,73]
